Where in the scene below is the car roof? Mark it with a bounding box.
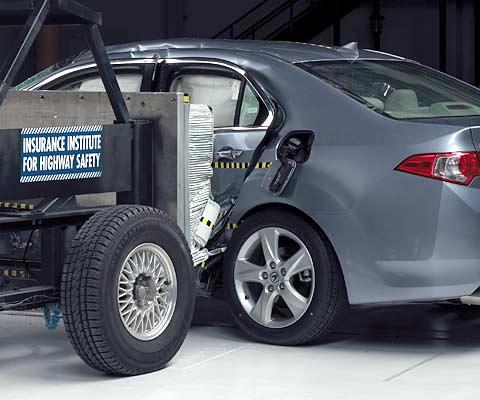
[73,38,404,64]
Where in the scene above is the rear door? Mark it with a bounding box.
[163,61,272,210]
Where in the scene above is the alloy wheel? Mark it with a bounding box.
[117,243,177,341]
[234,227,315,329]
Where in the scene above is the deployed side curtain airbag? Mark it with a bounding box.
[187,104,218,265]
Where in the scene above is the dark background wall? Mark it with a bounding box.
[311,0,475,84]
[0,0,478,85]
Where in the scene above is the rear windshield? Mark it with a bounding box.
[301,60,480,120]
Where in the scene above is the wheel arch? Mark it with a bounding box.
[224,201,349,343]
[236,202,348,292]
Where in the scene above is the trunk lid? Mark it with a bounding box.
[404,116,480,152]
[471,127,480,152]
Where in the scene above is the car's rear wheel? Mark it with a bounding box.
[224,209,347,345]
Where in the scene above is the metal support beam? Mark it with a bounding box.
[83,24,130,123]
[0,0,50,107]
[0,286,57,311]
[289,0,294,34]
[0,0,101,25]
[439,0,447,72]
[0,0,128,122]
[370,0,384,51]
[54,0,102,25]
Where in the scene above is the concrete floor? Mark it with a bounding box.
[2,299,480,399]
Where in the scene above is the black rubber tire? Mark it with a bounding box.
[61,205,195,376]
[224,209,348,345]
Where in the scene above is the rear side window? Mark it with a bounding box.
[171,74,241,128]
[301,60,480,120]
[60,74,142,92]
[169,73,269,128]
[239,84,262,126]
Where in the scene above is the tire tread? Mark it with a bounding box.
[61,205,190,375]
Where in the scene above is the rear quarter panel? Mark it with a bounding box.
[232,60,480,304]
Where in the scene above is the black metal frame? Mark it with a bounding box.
[213,0,316,40]
[0,0,129,123]
[212,0,365,44]
[439,0,447,73]
[369,0,384,51]
[0,1,156,311]
[476,0,480,86]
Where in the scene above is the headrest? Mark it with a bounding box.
[385,89,419,111]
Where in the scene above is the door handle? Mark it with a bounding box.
[213,149,243,162]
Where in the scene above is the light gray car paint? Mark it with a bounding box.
[24,39,480,304]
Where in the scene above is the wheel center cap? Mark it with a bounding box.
[133,275,156,309]
[270,271,280,284]
[137,286,147,302]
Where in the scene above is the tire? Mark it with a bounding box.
[61,205,195,376]
[224,209,347,345]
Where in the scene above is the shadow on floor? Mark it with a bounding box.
[193,296,480,346]
[1,298,480,383]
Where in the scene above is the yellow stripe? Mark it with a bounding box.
[0,202,35,210]
[201,217,213,228]
[183,95,190,103]
[254,161,272,169]
[212,161,272,170]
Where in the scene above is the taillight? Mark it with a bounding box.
[395,152,480,186]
